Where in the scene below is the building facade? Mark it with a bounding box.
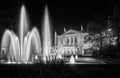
[55,28,92,56]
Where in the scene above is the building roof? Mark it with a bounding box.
[63,29,80,35]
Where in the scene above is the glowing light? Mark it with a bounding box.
[108,28,112,31]
[35,55,38,60]
[75,55,78,60]
[57,54,62,59]
[69,55,75,64]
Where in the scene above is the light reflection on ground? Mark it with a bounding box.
[1,57,119,64]
[66,57,106,64]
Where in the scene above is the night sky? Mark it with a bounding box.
[0,0,119,37]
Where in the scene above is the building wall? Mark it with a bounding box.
[56,32,91,56]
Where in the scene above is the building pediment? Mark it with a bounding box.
[63,29,80,35]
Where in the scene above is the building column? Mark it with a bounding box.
[81,48,84,55]
[69,36,71,45]
[78,35,81,54]
[63,37,66,45]
[73,36,75,45]
[65,37,67,46]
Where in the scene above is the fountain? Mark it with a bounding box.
[56,54,62,60]
[0,5,41,63]
[42,6,52,62]
[69,55,75,64]
[75,55,78,60]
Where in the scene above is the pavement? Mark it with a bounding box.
[94,57,120,64]
[65,57,120,64]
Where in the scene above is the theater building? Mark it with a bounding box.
[54,26,92,56]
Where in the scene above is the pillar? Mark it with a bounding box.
[72,37,75,45]
[69,36,71,45]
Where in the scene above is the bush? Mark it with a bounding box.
[98,45,117,58]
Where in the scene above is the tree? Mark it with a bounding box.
[87,11,108,49]
[111,6,120,46]
[87,11,107,33]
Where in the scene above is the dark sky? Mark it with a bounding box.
[0,0,119,36]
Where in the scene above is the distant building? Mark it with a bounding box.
[54,26,93,56]
[52,19,118,57]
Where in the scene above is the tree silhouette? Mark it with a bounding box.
[111,6,120,46]
[87,11,107,33]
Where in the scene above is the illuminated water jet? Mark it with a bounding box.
[19,5,28,62]
[69,55,75,64]
[75,55,78,60]
[42,6,52,62]
[0,5,41,63]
